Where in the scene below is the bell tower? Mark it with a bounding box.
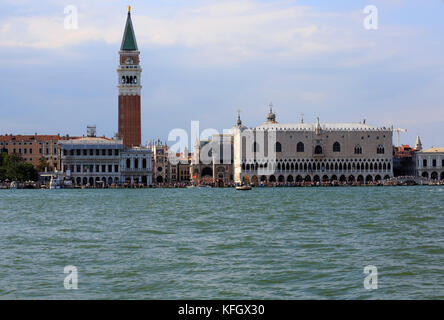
[118,6,141,148]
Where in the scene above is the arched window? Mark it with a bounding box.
[377,145,385,154]
[354,145,362,154]
[126,159,131,169]
[297,142,304,152]
[333,142,341,152]
[275,142,282,153]
[314,145,323,154]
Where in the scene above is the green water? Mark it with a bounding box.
[0,186,443,299]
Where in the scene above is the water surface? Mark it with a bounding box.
[0,186,443,299]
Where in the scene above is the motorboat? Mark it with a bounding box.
[235,185,252,191]
[49,176,61,189]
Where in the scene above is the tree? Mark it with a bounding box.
[36,157,53,172]
[0,152,38,182]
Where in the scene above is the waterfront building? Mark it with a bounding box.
[231,105,394,185]
[120,147,152,185]
[416,147,444,181]
[190,135,234,186]
[59,128,123,186]
[59,127,152,186]
[169,149,192,183]
[152,141,170,184]
[393,144,419,177]
[0,134,74,171]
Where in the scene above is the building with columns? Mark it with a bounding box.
[190,135,234,186]
[59,130,123,186]
[232,105,394,185]
[120,147,152,185]
[416,148,444,181]
[59,126,152,186]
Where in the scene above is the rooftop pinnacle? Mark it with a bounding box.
[120,7,138,51]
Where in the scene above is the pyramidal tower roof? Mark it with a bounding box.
[120,6,138,51]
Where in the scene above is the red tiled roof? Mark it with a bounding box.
[0,134,80,142]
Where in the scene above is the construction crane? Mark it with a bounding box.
[393,127,407,148]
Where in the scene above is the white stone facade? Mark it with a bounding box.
[416,148,444,181]
[232,111,394,184]
[59,136,152,186]
[120,147,153,185]
[60,137,123,186]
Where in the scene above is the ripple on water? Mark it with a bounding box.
[0,186,443,299]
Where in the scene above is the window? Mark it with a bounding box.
[433,159,436,167]
[297,142,304,153]
[30,149,33,154]
[423,159,427,167]
[275,142,282,153]
[102,165,106,172]
[377,145,385,154]
[333,142,341,152]
[115,165,119,173]
[314,145,323,154]
[354,145,362,154]
[108,165,113,172]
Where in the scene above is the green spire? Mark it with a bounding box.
[120,8,138,51]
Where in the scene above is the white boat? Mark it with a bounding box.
[49,176,61,189]
[10,181,18,189]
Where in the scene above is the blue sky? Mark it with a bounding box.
[1,0,443,148]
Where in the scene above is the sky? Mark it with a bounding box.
[0,0,443,149]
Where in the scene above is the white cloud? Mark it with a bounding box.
[0,0,408,65]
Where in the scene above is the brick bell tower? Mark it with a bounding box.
[118,6,141,148]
